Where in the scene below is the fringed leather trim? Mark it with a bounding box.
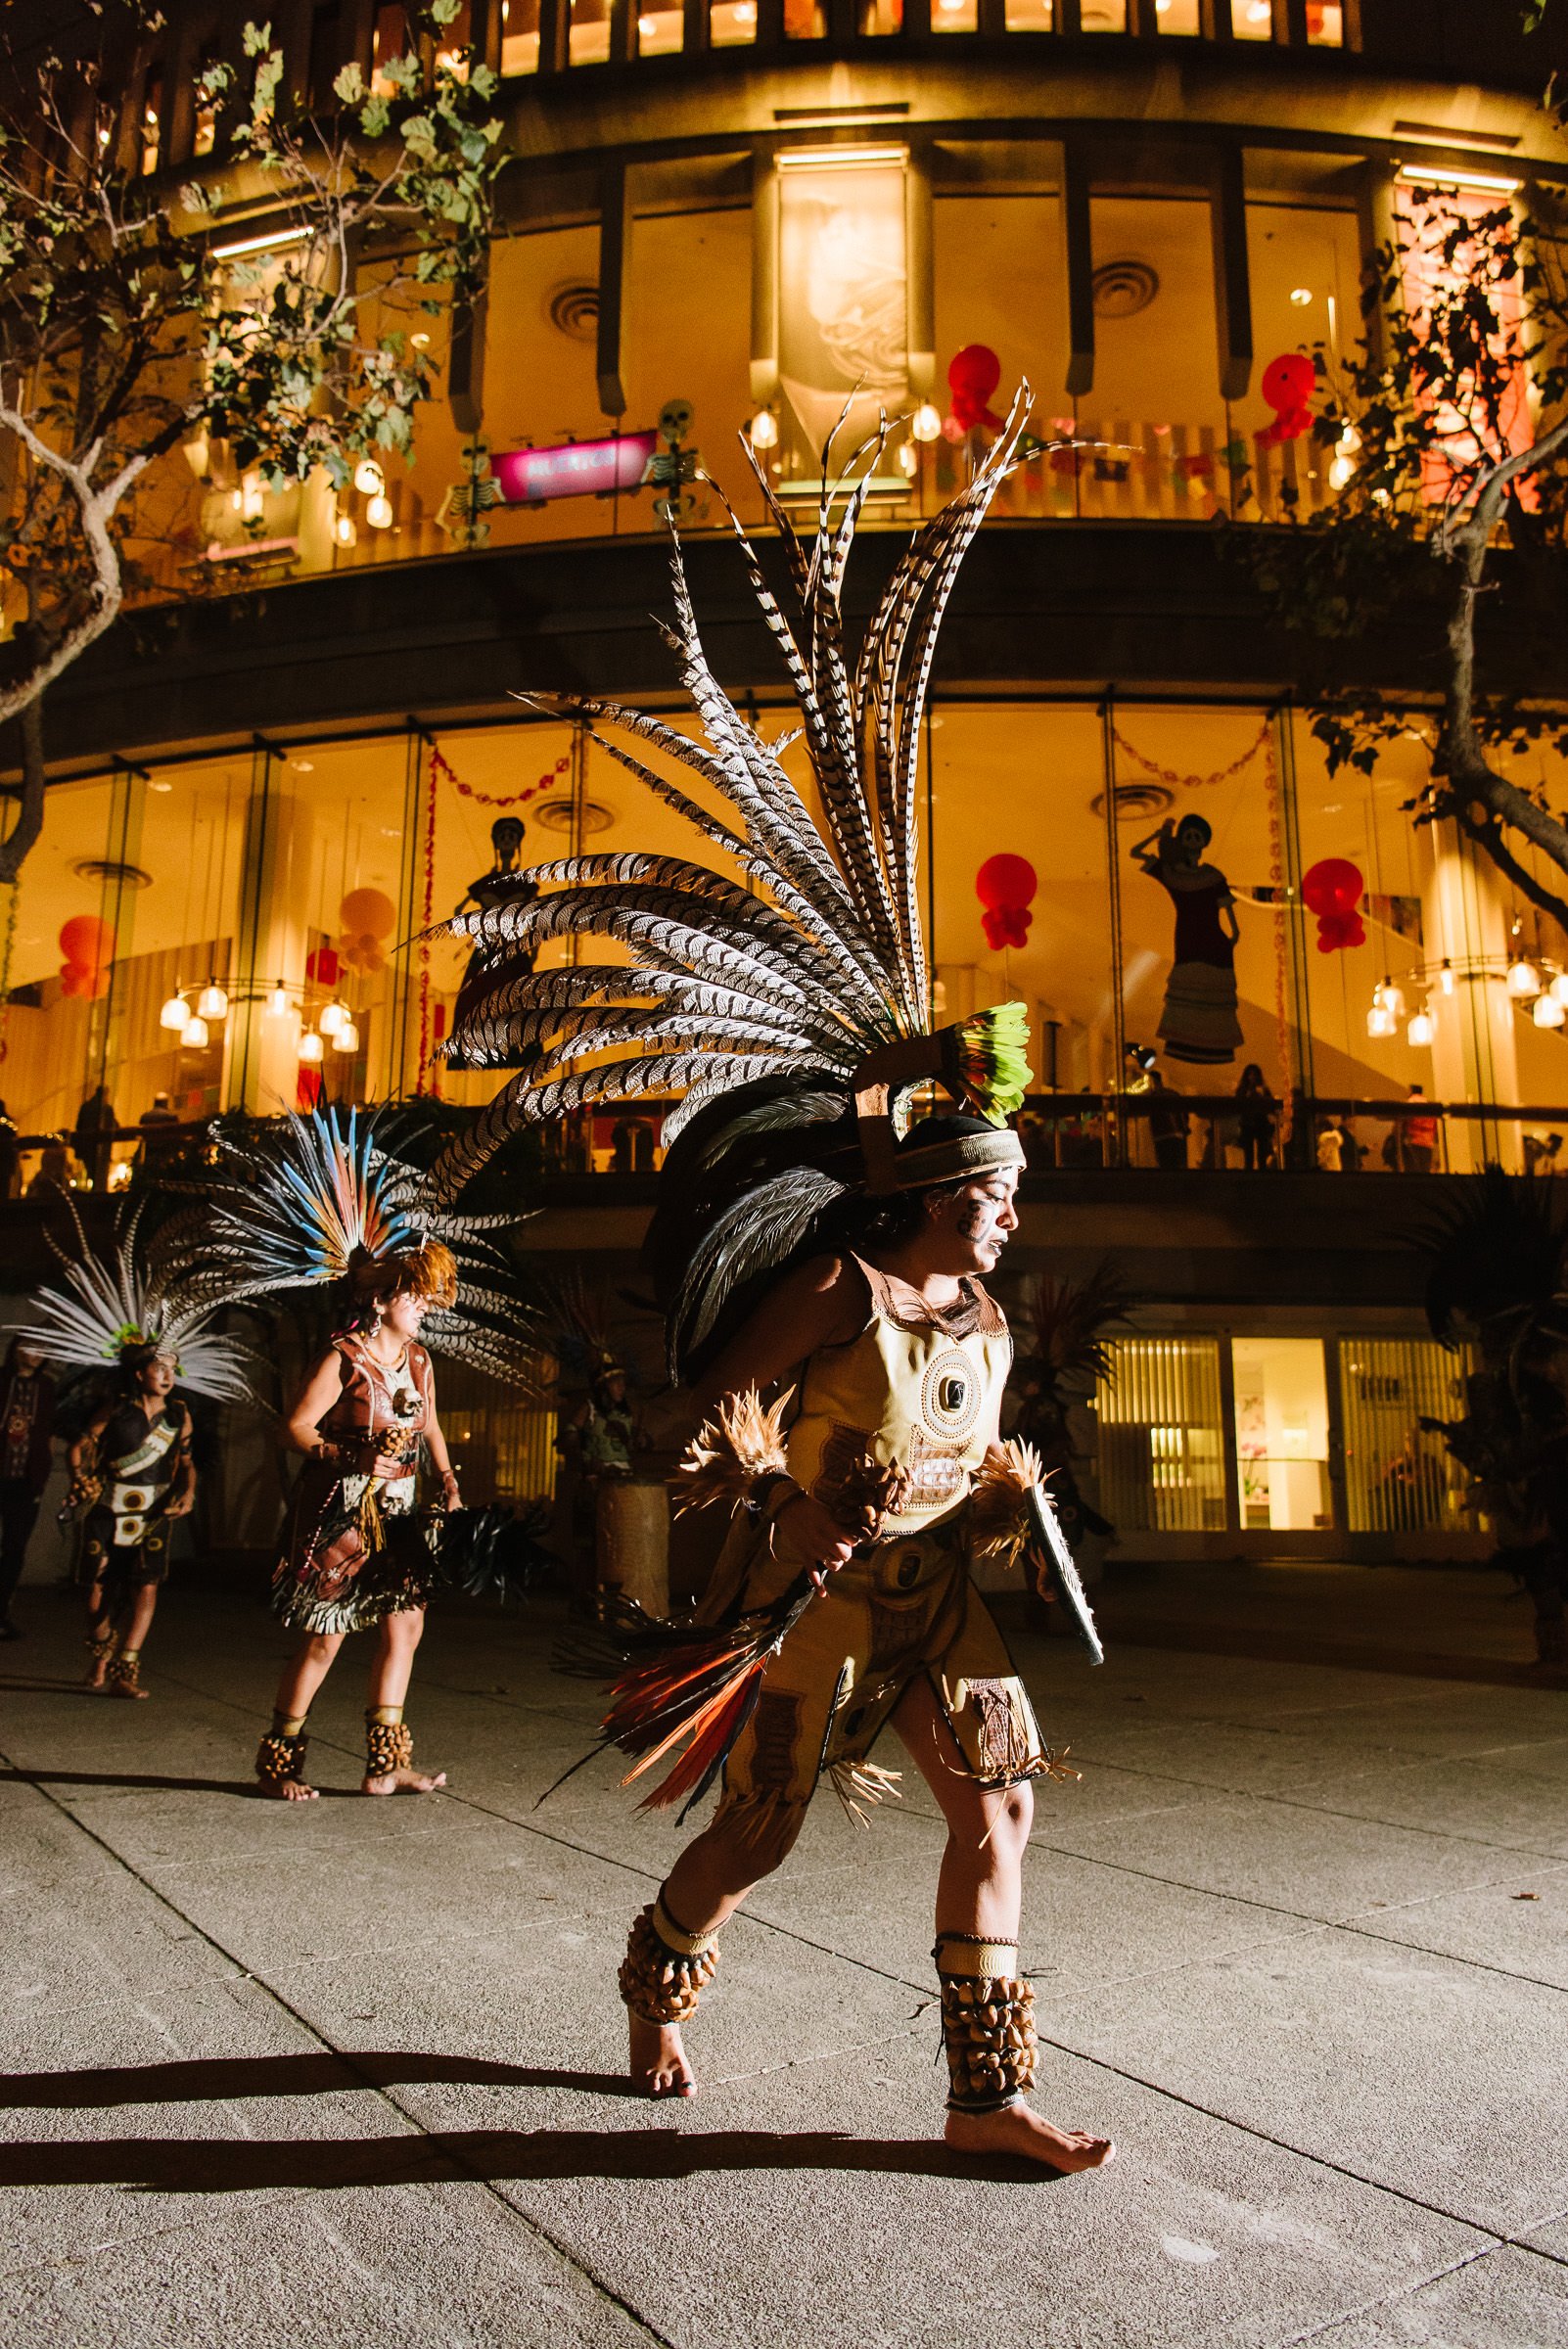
[619,1903,719,2025]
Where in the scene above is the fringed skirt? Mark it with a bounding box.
[274,1465,438,1635]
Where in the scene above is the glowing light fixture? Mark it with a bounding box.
[160,990,191,1033]
[318,1000,348,1038]
[365,492,394,530]
[334,514,357,547]
[1396,163,1522,197]
[265,983,291,1017]
[896,439,919,479]
[210,224,310,261]
[298,1030,324,1065]
[353,457,386,496]
[1366,1004,1396,1039]
[1374,976,1407,1022]
[1440,957,1454,994]
[1551,972,1568,1006]
[180,1014,209,1050]
[1289,287,1313,306]
[637,11,658,29]
[748,407,779,450]
[1535,990,1566,1030]
[1506,956,1542,997]
[1407,1007,1434,1047]
[197,981,229,1021]
[911,401,944,444]
[334,1021,361,1055]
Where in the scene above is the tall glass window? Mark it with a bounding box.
[1337,1339,1470,1534]
[1094,1336,1227,1532]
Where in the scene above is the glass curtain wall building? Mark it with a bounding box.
[4,0,1565,1560]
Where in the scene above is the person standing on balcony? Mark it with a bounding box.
[1402,1085,1439,1174]
[1234,1064,1277,1171]
[73,1083,119,1193]
[436,394,1115,2175]
[1131,816,1245,1069]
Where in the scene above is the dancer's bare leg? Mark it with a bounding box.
[362,1607,445,1794]
[83,1577,114,1687]
[259,1630,345,1800]
[104,1583,159,1698]
[625,1819,768,2097]
[892,1675,1115,2174]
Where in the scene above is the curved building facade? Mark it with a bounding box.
[6,0,1568,1559]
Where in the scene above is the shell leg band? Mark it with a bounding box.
[365,1705,413,1775]
[935,1932,1038,2114]
[256,1713,309,1786]
[618,1894,720,2026]
[108,1646,142,1693]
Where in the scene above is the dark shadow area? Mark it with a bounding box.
[0,2128,1061,2191]
[0,1768,354,1800]
[0,2052,634,2109]
[0,1677,115,1697]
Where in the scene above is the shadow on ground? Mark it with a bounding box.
[0,2128,1059,2191]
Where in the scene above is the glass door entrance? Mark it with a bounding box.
[1230,1337,1332,1532]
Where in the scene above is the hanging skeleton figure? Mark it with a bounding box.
[187,1105,544,1799]
[15,1197,255,1699]
[428,388,1112,2170]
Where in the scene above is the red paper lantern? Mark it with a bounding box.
[947,345,1005,435]
[1257,351,1316,449]
[976,852,1038,950]
[57,915,115,999]
[306,944,342,987]
[1302,856,1366,952]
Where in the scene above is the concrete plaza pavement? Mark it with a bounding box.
[3,1576,1567,2349]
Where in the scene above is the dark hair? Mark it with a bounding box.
[1176,814,1213,849]
[117,1341,171,1392]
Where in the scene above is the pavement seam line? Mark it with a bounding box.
[0,1741,679,2349]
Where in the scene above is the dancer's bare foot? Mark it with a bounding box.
[361,1766,447,1796]
[259,1774,320,1801]
[106,1675,150,1700]
[84,1657,110,1691]
[945,2101,1116,2174]
[628,2012,696,2098]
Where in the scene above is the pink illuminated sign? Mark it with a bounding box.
[491,431,659,506]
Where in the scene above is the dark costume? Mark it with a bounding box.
[79,1396,192,1603]
[0,1347,55,1630]
[1144,852,1244,1067]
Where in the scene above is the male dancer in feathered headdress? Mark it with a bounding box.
[433,393,1114,2172]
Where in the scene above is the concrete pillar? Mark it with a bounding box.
[1422,821,1521,1172]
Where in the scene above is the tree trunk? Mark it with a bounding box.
[0,689,46,887]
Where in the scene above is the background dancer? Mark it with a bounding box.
[16,1202,254,1698]
[431,391,1113,2173]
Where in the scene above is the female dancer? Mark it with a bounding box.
[257,1244,461,1799]
[184,1104,539,1801]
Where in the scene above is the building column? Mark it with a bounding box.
[1422,821,1521,1171]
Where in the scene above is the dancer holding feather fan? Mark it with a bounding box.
[436,392,1112,2173]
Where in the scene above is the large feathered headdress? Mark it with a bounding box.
[189,1105,544,1386]
[431,392,1038,1374]
[14,1195,255,1403]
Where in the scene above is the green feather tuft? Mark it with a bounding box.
[945,1001,1035,1126]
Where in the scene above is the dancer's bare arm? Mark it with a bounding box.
[692,1256,868,1571]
